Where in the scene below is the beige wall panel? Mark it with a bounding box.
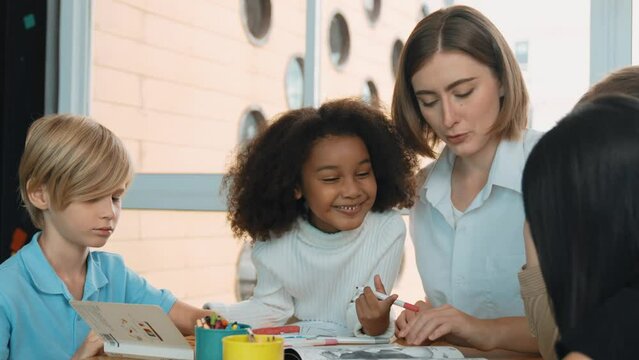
[140,76,283,127]
[94,0,145,41]
[113,0,149,11]
[142,111,238,150]
[141,265,237,304]
[92,101,147,140]
[112,209,142,241]
[120,139,142,170]
[94,101,237,152]
[137,139,229,173]
[93,66,142,106]
[102,239,189,272]
[141,78,242,118]
[184,264,238,302]
[139,0,245,42]
[138,211,229,239]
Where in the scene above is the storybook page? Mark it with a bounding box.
[70,301,193,360]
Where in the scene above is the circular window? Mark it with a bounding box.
[234,108,267,301]
[241,0,272,45]
[329,13,350,68]
[391,39,404,78]
[362,80,379,107]
[285,56,305,109]
[420,2,430,18]
[363,0,381,24]
[239,107,267,145]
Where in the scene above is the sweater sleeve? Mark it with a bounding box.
[518,265,558,360]
[204,243,294,328]
[347,213,406,337]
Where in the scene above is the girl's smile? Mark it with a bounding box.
[296,135,377,233]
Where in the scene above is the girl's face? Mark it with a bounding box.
[296,135,377,233]
[411,50,503,160]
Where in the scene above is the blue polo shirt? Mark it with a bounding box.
[0,233,177,360]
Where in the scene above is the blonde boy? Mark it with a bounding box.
[0,114,209,359]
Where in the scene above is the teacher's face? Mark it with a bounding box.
[411,50,503,159]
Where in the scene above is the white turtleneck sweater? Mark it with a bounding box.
[205,210,405,337]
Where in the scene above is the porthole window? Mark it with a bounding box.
[285,56,305,109]
[329,13,350,68]
[363,0,381,24]
[362,80,380,107]
[391,39,404,78]
[420,2,430,18]
[241,0,272,45]
[238,107,267,146]
[235,107,267,301]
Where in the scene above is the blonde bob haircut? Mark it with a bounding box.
[18,114,133,229]
[391,5,528,159]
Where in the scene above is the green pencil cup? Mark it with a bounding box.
[195,323,250,360]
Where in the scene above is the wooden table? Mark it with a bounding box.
[452,345,541,359]
[89,336,542,360]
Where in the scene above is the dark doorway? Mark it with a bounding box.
[0,0,46,262]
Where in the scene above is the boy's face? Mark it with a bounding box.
[43,186,126,249]
[296,135,377,233]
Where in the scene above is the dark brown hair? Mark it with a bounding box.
[578,65,639,105]
[225,98,418,241]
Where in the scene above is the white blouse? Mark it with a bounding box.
[411,129,543,318]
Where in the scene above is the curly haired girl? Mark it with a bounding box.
[205,98,417,337]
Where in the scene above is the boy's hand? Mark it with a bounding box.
[71,331,105,360]
[355,275,397,336]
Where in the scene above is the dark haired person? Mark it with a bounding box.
[519,65,639,359]
[522,95,639,359]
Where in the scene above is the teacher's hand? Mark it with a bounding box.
[398,304,494,350]
[395,298,431,337]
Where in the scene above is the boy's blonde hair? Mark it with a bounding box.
[18,114,133,229]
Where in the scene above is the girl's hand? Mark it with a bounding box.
[395,298,432,337]
[398,304,494,350]
[71,331,105,360]
[355,275,397,336]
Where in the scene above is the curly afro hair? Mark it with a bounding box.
[225,98,418,241]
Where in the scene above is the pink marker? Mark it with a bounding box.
[356,286,419,312]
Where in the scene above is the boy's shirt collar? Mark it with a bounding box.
[20,232,109,299]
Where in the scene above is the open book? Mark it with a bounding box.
[251,321,483,360]
[70,301,193,360]
[284,343,483,360]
